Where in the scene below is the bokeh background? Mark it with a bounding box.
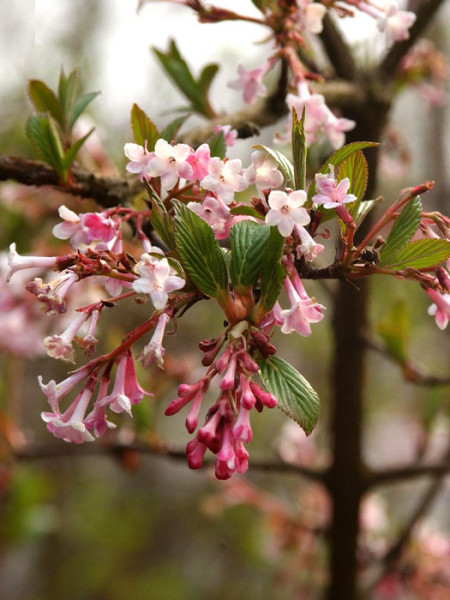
[0,1,449,599]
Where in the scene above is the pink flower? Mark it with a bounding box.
[26,270,79,315]
[294,225,324,261]
[7,243,58,283]
[52,205,117,250]
[377,2,416,47]
[244,150,284,195]
[427,288,450,330]
[201,157,248,205]
[227,62,270,105]
[186,143,211,181]
[124,142,153,181]
[187,195,233,239]
[43,311,90,362]
[147,139,193,190]
[132,253,185,309]
[313,165,357,209]
[295,0,327,34]
[100,352,150,415]
[280,276,325,336]
[214,125,238,147]
[38,367,90,414]
[265,190,310,237]
[137,312,170,368]
[42,385,95,444]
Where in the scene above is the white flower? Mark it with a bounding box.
[132,254,184,309]
[244,151,284,195]
[201,158,248,205]
[147,139,193,190]
[265,190,310,237]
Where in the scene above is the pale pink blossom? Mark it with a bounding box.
[214,125,238,147]
[137,312,171,368]
[265,189,310,237]
[187,195,233,239]
[42,385,95,444]
[43,311,90,362]
[280,276,325,336]
[147,138,193,189]
[38,367,90,414]
[377,2,416,47]
[84,377,117,438]
[427,288,450,330]
[313,164,357,209]
[124,142,153,181]
[281,82,355,149]
[132,253,185,309]
[26,270,79,315]
[295,0,327,34]
[201,157,248,205]
[227,62,270,105]
[244,150,284,195]
[7,243,58,283]
[294,225,324,261]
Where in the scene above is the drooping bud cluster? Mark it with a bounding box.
[165,323,277,479]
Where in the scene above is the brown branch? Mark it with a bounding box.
[11,439,325,482]
[364,459,450,489]
[364,334,450,387]
[0,153,141,208]
[319,12,358,81]
[379,0,447,78]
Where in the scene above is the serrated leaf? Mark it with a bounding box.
[174,201,228,299]
[62,127,95,170]
[207,130,226,159]
[379,197,422,267]
[230,222,270,292]
[258,355,320,435]
[149,189,176,250]
[257,226,285,314]
[292,108,306,190]
[160,114,190,143]
[380,239,450,270]
[354,197,382,228]
[68,91,100,129]
[337,150,368,220]
[28,80,63,124]
[153,40,216,117]
[308,141,378,201]
[131,103,160,149]
[253,144,294,188]
[376,299,409,362]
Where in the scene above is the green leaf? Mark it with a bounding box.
[230,205,265,220]
[376,299,409,362]
[292,108,306,190]
[28,80,63,124]
[308,141,378,201]
[149,190,176,250]
[253,144,293,188]
[207,130,226,159]
[379,238,450,270]
[62,128,95,170]
[26,115,64,175]
[130,103,160,149]
[379,197,422,267]
[68,91,100,129]
[258,355,320,435]
[354,197,382,229]
[337,150,368,220]
[258,226,285,313]
[229,222,270,292]
[160,114,190,144]
[174,201,228,299]
[59,68,79,121]
[153,40,217,117]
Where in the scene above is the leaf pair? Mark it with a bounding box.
[27,69,99,180]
